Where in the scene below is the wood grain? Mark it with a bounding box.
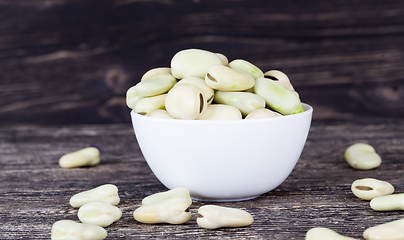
[1,0,404,125]
[1,119,403,239]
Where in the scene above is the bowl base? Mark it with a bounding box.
[191,195,260,202]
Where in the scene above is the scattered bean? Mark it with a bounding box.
[149,109,174,119]
[141,187,192,206]
[165,84,207,119]
[363,218,404,240]
[214,91,266,116]
[197,104,242,120]
[59,147,100,169]
[70,184,120,208]
[345,143,382,170]
[305,227,357,240]
[205,64,255,91]
[51,220,107,240]
[133,197,192,224]
[228,59,264,80]
[245,108,283,119]
[78,201,122,227]
[197,205,253,229]
[171,49,222,79]
[370,193,404,211]
[254,77,302,115]
[140,67,172,82]
[126,86,145,109]
[134,73,177,97]
[134,94,167,116]
[351,178,394,200]
[175,76,215,104]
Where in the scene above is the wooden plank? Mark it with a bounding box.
[1,0,404,124]
[1,120,403,239]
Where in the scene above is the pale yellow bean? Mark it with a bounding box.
[149,109,174,119]
[205,65,255,91]
[228,59,264,80]
[133,197,192,224]
[345,143,381,170]
[197,205,253,229]
[370,193,404,211]
[214,91,266,116]
[165,84,207,119]
[134,94,167,116]
[70,184,120,208]
[142,187,192,205]
[254,77,301,115]
[51,220,107,240]
[171,49,222,79]
[197,104,242,120]
[351,178,394,201]
[78,201,122,227]
[264,70,295,92]
[134,73,176,97]
[126,86,145,109]
[363,218,404,240]
[59,147,100,169]
[140,67,172,81]
[215,53,229,65]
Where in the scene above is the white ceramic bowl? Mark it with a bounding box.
[131,103,313,202]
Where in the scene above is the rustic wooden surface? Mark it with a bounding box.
[1,119,403,239]
[1,0,404,125]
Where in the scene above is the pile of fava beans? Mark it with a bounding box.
[126,49,304,120]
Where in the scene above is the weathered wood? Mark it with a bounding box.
[1,0,404,125]
[1,120,403,239]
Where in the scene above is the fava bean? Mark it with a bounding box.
[78,201,122,227]
[197,104,242,120]
[171,49,222,79]
[140,67,172,82]
[363,218,404,240]
[126,86,145,109]
[351,178,394,201]
[175,76,215,104]
[370,193,404,211]
[264,70,295,92]
[215,53,229,65]
[134,94,167,116]
[228,59,264,80]
[133,197,192,224]
[205,64,255,91]
[245,108,283,119]
[142,187,192,206]
[165,84,207,119]
[70,184,120,208]
[214,91,266,116]
[345,143,382,170]
[134,73,176,97]
[254,77,301,115]
[51,220,107,240]
[305,227,357,240]
[59,147,100,169]
[149,109,174,119]
[196,205,253,229]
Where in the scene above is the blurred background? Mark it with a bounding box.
[1,0,403,126]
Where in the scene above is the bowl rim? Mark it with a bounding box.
[130,102,313,124]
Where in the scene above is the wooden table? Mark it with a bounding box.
[1,119,403,239]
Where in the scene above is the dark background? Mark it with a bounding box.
[1,0,404,125]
